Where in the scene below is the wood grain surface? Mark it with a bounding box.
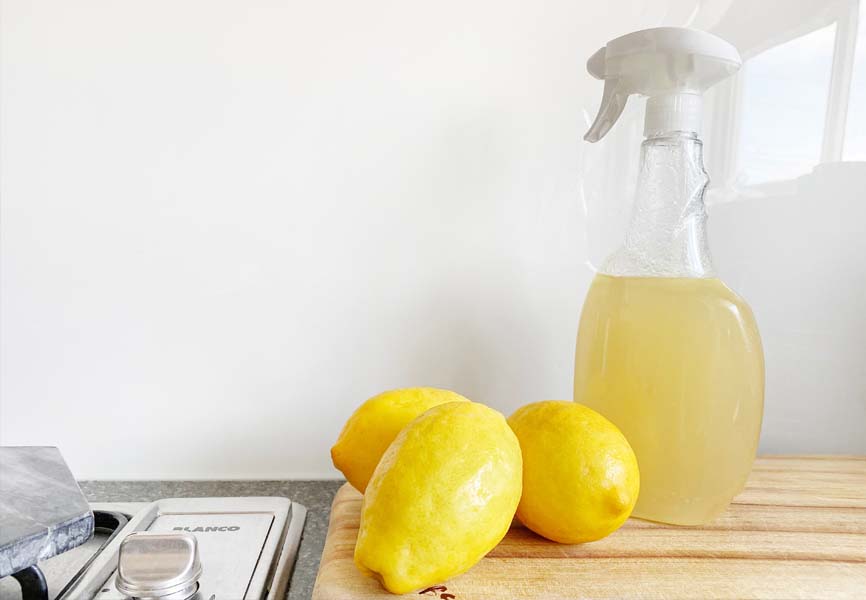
[312,456,866,599]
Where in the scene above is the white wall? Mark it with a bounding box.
[2,0,864,479]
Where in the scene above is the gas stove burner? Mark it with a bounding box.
[2,498,306,600]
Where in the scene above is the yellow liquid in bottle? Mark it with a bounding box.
[574,274,764,525]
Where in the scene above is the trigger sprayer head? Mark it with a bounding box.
[584,27,742,142]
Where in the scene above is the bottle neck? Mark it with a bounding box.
[602,131,715,278]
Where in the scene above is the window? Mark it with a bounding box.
[708,0,863,192]
[736,24,836,185]
[843,2,866,161]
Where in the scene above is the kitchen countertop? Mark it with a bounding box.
[78,480,343,600]
[0,447,94,578]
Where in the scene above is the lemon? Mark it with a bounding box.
[331,388,470,493]
[507,400,639,544]
[355,402,522,594]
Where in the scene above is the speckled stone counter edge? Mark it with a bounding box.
[0,447,95,578]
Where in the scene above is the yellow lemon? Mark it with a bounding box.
[355,402,522,594]
[507,400,639,544]
[331,388,470,493]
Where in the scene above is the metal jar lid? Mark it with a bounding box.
[115,532,202,600]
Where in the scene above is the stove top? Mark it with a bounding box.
[0,497,306,600]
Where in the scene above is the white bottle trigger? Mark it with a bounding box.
[584,27,742,142]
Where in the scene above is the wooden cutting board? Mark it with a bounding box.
[312,456,866,599]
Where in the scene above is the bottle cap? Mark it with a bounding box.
[584,27,742,142]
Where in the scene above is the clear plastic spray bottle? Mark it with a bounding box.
[574,28,764,525]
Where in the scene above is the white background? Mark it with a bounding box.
[2,0,865,479]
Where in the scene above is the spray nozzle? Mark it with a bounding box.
[584,27,742,142]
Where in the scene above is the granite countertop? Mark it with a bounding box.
[0,447,95,578]
[78,480,343,600]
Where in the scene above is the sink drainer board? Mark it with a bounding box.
[313,456,866,599]
[59,497,306,600]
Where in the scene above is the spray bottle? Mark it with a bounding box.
[574,28,764,525]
